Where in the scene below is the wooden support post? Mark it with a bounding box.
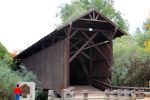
[93,11,95,19]
[65,23,72,87]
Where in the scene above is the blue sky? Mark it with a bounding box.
[0,0,150,52]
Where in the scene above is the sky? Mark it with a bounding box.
[0,0,150,53]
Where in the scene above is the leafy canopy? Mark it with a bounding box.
[59,0,128,31]
[112,15,150,86]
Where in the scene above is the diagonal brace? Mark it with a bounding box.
[81,31,111,67]
[69,32,98,63]
[71,42,91,60]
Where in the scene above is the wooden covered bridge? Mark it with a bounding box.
[15,10,126,95]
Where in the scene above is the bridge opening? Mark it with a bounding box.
[69,58,89,85]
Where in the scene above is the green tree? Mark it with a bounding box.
[143,14,150,31]
[58,0,128,31]
[0,42,40,99]
[113,33,150,86]
[0,42,13,66]
[0,42,8,58]
[0,60,40,99]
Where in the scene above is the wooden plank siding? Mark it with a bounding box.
[22,39,68,94]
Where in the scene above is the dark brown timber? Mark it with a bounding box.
[15,10,127,95]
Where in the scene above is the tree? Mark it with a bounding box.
[58,0,128,31]
[112,34,150,86]
[0,42,13,66]
[0,42,40,99]
[143,14,150,31]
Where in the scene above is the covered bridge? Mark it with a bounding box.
[15,10,126,94]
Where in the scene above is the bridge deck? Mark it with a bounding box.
[69,85,105,98]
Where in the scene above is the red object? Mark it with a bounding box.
[14,87,21,94]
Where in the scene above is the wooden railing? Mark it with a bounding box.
[112,86,150,91]
[92,79,150,91]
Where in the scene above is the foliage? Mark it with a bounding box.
[0,42,40,99]
[143,16,150,31]
[36,90,48,100]
[0,60,22,97]
[58,0,128,31]
[17,64,40,85]
[112,31,150,86]
[112,14,150,86]
[144,39,150,53]
[0,42,13,66]
[0,42,8,59]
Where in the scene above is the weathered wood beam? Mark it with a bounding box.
[69,32,98,63]
[93,11,95,19]
[64,23,72,36]
[66,24,72,87]
[107,77,111,85]
[94,45,111,67]
[70,29,79,39]
[72,27,111,33]
[74,21,99,26]
[100,32,111,40]
[70,41,109,54]
[64,29,68,36]
[106,43,111,51]
[111,27,118,39]
[95,14,99,20]
[70,41,109,58]
[81,31,111,67]
[78,55,90,84]
[89,14,93,19]
[70,40,82,50]
[84,41,109,50]
[70,42,91,60]
[68,23,72,36]
[79,18,107,22]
